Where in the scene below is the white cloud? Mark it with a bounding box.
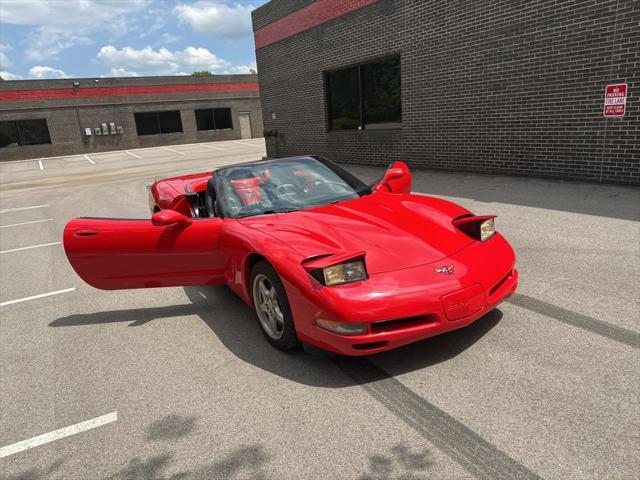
[0,0,148,60]
[0,43,13,70]
[174,1,254,38]
[0,0,148,28]
[28,65,70,79]
[139,8,166,39]
[0,71,23,80]
[0,51,12,70]
[222,63,257,74]
[108,67,139,77]
[159,33,181,45]
[26,30,93,61]
[97,45,229,76]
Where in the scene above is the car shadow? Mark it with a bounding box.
[50,285,502,388]
[185,285,503,388]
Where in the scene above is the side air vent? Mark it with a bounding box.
[489,269,514,298]
[370,315,438,334]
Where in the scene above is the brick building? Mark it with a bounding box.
[0,74,262,161]
[252,0,639,185]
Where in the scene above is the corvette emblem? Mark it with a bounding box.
[434,264,455,275]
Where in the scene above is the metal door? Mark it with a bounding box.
[238,112,252,139]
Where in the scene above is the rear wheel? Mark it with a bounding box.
[250,261,300,350]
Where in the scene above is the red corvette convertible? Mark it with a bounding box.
[64,156,518,355]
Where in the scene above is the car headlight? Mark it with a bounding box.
[316,319,368,335]
[452,215,497,241]
[480,217,496,241]
[323,261,367,286]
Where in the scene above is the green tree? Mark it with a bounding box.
[191,71,214,76]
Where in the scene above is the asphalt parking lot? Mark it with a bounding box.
[1,139,638,480]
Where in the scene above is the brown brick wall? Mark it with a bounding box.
[253,0,639,185]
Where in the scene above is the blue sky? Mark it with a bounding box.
[0,0,269,80]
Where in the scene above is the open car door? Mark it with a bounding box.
[63,211,224,290]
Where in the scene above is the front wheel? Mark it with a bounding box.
[250,261,300,350]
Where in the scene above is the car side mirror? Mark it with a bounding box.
[382,168,405,183]
[152,209,192,226]
[372,161,412,194]
[373,168,404,191]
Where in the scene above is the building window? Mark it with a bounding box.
[195,108,233,131]
[0,119,51,148]
[134,111,183,136]
[326,56,401,131]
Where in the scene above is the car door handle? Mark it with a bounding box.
[74,229,99,237]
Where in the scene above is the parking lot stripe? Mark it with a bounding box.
[0,411,117,459]
[0,287,76,307]
[125,150,142,159]
[0,218,54,229]
[162,146,185,155]
[199,143,225,151]
[509,293,639,349]
[38,159,44,170]
[0,154,83,164]
[0,205,49,214]
[231,140,263,148]
[84,155,96,165]
[0,242,61,254]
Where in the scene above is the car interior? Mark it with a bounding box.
[184,159,363,220]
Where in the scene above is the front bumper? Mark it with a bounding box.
[287,233,518,356]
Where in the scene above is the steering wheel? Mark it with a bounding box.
[275,183,300,201]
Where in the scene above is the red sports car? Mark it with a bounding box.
[64,156,518,356]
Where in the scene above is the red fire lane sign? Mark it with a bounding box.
[604,83,627,117]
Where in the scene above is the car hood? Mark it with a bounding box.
[239,193,475,274]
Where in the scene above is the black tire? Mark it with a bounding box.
[250,261,300,350]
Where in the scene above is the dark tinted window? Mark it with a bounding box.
[326,56,401,131]
[326,66,360,130]
[135,112,159,135]
[214,108,232,129]
[0,119,51,148]
[195,108,233,131]
[158,111,183,134]
[0,121,20,148]
[18,119,52,145]
[362,57,401,128]
[134,111,182,136]
[195,109,215,131]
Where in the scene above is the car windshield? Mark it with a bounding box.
[215,156,372,219]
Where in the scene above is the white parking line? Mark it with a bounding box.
[0,287,76,307]
[0,205,49,214]
[125,150,142,159]
[0,411,117,459]
[162,146,185,155]
[84,155,95,165]
[0,139,265,165]
[231,140,264,148]
[0,154,84,164]
[0,218,54,229]
[0,242,61,254]
[199,143,225,151]
[38,159,44,170]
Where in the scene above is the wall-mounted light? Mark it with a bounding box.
[73,81,80,87]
